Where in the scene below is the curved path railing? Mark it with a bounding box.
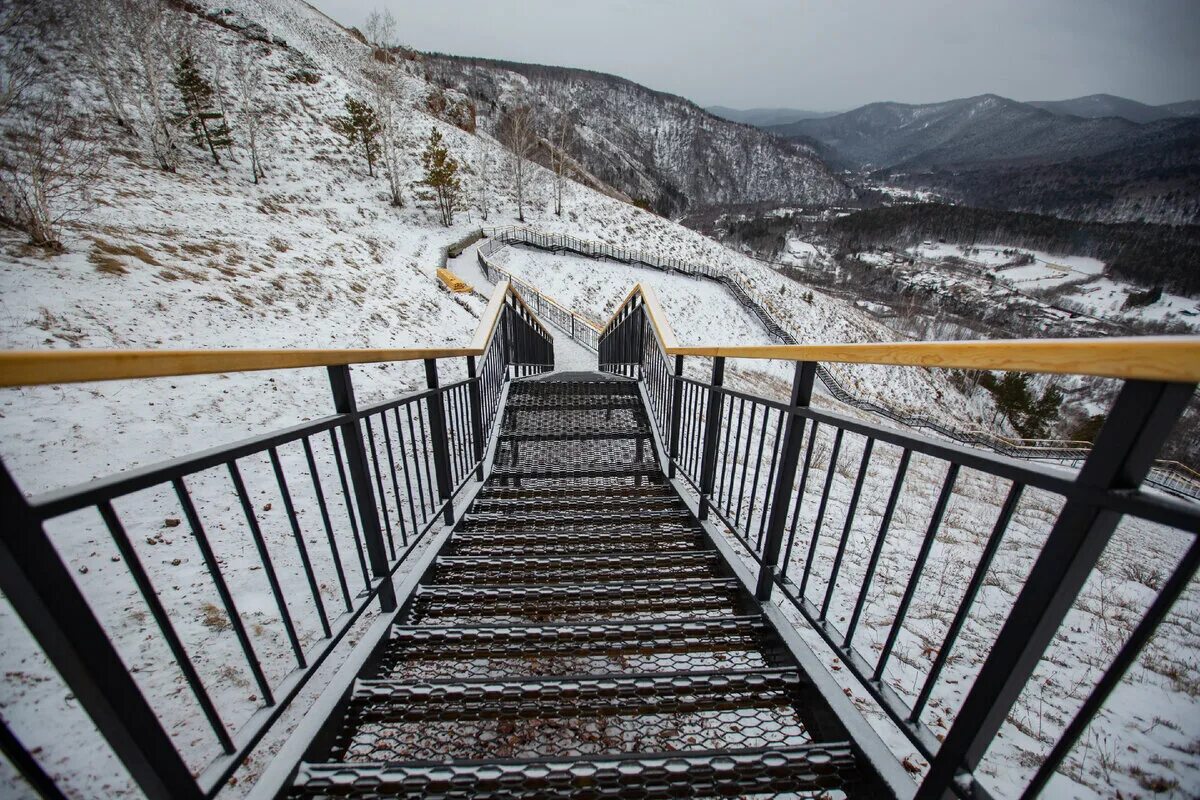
[476,227,1200,499]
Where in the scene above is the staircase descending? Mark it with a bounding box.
[289,375,885,798]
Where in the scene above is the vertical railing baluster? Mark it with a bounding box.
[328,429,372,592]
[0,465,203,800]
[819,438,875,621]
[424,359,456,525]
[696,356,725,519]
[755,362,816,600]
[327,365,396,612]
[798,427,845,600]
[467,356,485,479]
[301,436,353,611]
[918,380,1194,798]
[667,355,686,479]
[0,716,68,800]
[268,447,332,639]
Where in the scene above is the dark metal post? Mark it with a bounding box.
[328,366,397,612]
[0,465,203,800]
[696,356,726,520]
[424,359,456,525]
[466,356,485,480]
[667,355,685,478]
[755,361,816,601]
[917,379,1196,799]
[499,304,512,380]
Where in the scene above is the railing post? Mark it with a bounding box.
[424,358,456,525]
[466,355,485,480]
[328,365,397,612]
[696,356,726,520]
[755,361,816,601]
[916,378,1196,799]
[667,354,685,478]
[0,464,204,800]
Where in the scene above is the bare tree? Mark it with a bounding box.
[362,7,398,64]
[549,110,576,217]
[364,64,408,207]
[120,0,182,172]
[0,1,39,119]
[230,51,271,183]
[476,133,489,221]
[75,0,132,127]
[0,99,106,248]
[498,106,538,223]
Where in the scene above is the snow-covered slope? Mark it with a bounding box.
[423,54,853,216]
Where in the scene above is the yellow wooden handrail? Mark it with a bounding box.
[608,284,1200,383]
[0,281,553,388]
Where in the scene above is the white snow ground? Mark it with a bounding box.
[0,1,1194,798]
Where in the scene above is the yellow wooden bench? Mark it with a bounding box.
[436,268,473,293]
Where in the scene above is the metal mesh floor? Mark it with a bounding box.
[291,379,884,799]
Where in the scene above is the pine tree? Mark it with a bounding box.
[332,96,381,176]
[172,46,232,165]
[420,128,461,227]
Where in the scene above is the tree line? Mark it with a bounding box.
[0,1,586,249]
[825,203,1200,296]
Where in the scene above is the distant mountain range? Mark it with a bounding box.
[705,106,838,127]
[1028,94,1200,124]
[422,56,852,216]
[763,94,1200,225]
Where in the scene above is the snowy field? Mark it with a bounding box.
[0,0,1194,798]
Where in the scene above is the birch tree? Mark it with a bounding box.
[476,134,489,221]
[231,52,271,183]
[0,99,107,248]
[363,7,398,64]
[498,105,538,223]
[122,0,182,171]
[549,111,576,217]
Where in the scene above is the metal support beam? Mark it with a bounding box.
[0,464,203,800]
[917,379,1196,798]
[667,355,685,479]
[424,359,456,525]
[755,361,816,600]
[327,365,396,612]
[696,356,726,520]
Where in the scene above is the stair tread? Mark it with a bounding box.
[292,742,859,799]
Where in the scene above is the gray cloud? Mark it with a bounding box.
[308,0,1200,110]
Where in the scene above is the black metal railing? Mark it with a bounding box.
[0,292,552,799]
[599,294,1200,800]
[491,226,1200,499]
[477,236,602,352]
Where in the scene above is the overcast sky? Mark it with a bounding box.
[309,0,1200,110]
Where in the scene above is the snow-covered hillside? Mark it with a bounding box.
[423,54,853,216]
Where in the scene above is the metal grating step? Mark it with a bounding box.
[291,743,859,799]
[404,580,746,624]
[370,617,781,680]
[474,484,675,502]
[347,669,808,721]
[461,507,685,530]
[446,526,706,556]
[469,496,682,515]
[489,464,660,481]
[428,552,720,585]
[327,679,816,763]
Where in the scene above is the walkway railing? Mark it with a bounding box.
[0,281,553,800]
[483,226,1200,498]
[477,236,602,352]
[599,284,1200,799]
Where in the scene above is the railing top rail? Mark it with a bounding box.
[1,281,551,388]
[608,284,1200,382]
[669,338,1200,382]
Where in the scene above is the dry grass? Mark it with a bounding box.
[90,239,161,266]
[89,251,128,275]
[199,602,230,632]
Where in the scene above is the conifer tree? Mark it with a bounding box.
[332,96,381,176]
[172,45,232,165]
[420,128,461,227]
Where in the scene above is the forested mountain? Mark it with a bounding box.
[767,94,1200,224]
[421,55,853,217]
[1029,94,1200,123]
[705,106,837,127]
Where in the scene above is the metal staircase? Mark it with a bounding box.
[288,375,885,798]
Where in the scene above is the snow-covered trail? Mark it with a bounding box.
[450,241,597,373]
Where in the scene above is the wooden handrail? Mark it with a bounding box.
[610,284,1200,382]
[0,281,552,388]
